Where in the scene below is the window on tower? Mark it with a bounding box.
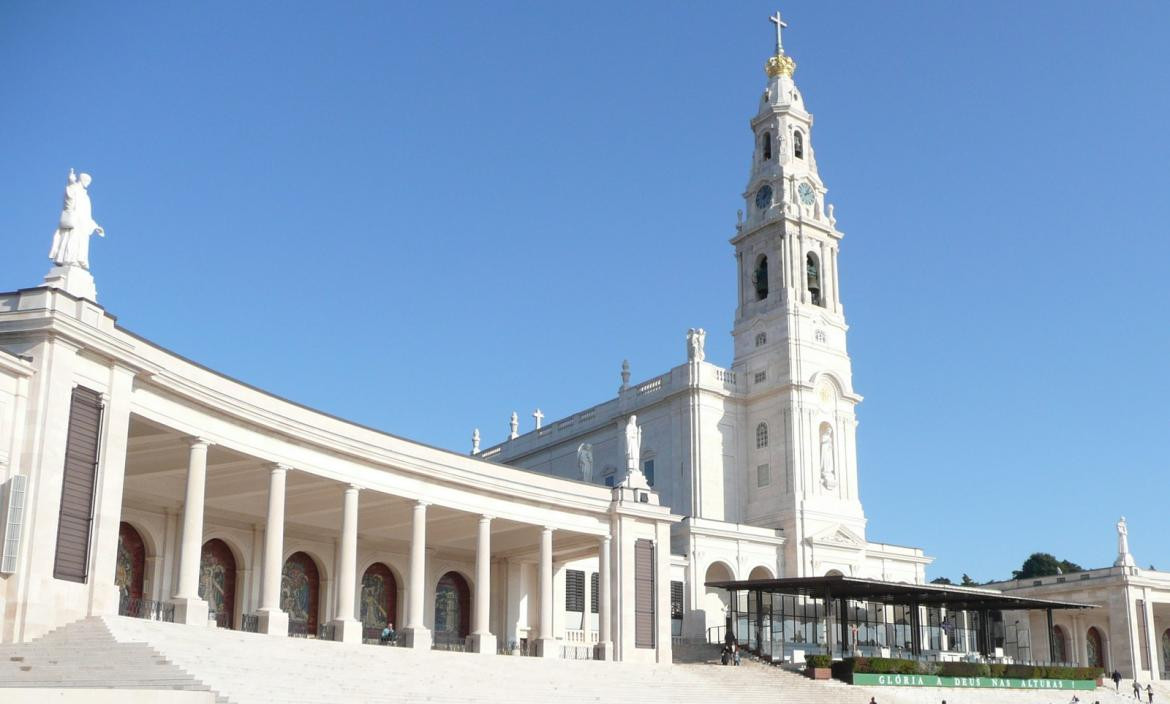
[762,132,772,161]
[806,252,823,307]
[753,255,769,300]
[755,332,767,347]
[756,422,768,449]
[794,130,804,159]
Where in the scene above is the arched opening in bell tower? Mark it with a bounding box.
[753,255,769,300]
[806,252,823,307]
[794,130,804,159]
[761,132,772,160]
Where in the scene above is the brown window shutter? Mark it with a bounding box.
[565,569,584,612]
[634,538,655,648]
[53,386,103,583]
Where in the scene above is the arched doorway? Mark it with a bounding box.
[115,522,146,615]
[282,552,320,636]
[748,566,774,580]
[434,571,470,641]
[360,562,398,640]
[1052,624,1068,663]
[1086,626,1105,669]
[199,539,237,629]
[704,562,735,637]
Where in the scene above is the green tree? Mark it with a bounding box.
[930,577,953,585]
[1011,553,1084,580]
[960,574,978,586]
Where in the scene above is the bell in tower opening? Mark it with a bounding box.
[753,256,769,300]
[806,252,822,307]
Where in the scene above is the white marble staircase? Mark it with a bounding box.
[0,617,1147,704]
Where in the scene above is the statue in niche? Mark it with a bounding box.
[577,443,593,483]
[820,425,837,489]
[49,169,105,269]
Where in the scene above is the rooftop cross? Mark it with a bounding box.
[769,10,788,55]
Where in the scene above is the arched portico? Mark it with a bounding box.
[359,562,398,639]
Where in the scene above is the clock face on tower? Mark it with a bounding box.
[799,182,815,206]
[755,184,773,210]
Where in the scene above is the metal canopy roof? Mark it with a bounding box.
[705,575,1096,612]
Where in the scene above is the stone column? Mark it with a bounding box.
[171,438,211,625]
[468,515,496,653]
[1144,595,1160,680]
[402,501,431,649]
[831,247,842,313]
[535,526,558,657]
[331,484,361,643]
[256,464,289,635]
[86,364,136,617]
[597,535,613,660]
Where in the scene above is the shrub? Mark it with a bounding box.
[1004,664,1037,679]
[805,654,832,669]
[988,663,1007,678]
[939,662,990,678]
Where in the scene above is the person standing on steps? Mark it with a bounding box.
[1114,671,1124,692]
[1135,680,1144,699]
[1148,683,1155,703]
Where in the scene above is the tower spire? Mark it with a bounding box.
[769,10,787,56]
[764,10,797,78]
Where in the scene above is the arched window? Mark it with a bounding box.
[1086,627,1105,669]
[756,422,768,449]
[115,522,146,616]
[753,255,769,300]
[794,130,804,159]
[360,562,398,639]
[200,539,238,629]
[435,571,471,640]
[761,132,772,160]
[282,552,321,636]
[1052,625,1068,663]
[806,252,823,307]
[755,332,767,347]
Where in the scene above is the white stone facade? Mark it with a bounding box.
[988,526,1170,680]
[480,34,930,640]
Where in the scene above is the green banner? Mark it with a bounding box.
[851,673,1097,691]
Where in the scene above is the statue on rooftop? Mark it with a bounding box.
[1115,516,1136,567]
[687,328,706,363]
[49,169,104,270]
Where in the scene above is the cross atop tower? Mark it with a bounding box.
[769,10,788,55]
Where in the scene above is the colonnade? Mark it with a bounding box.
[165,440,614,658]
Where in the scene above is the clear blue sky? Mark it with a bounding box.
[3,2,1168,584]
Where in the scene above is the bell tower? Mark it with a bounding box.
[730,12,867,577]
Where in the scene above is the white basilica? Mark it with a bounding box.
[477,13,930,639]
[0,14,928,663]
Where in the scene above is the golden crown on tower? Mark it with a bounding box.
[765,53,796,78]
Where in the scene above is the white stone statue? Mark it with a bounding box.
[687,328,706,362]
[1115,516,1136,567]
[577,443,593,483]
[820,425,837,489]
[471,428,480,455]
[509,412,519,440]
[49,169,104,270]
[623,415,642,472]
